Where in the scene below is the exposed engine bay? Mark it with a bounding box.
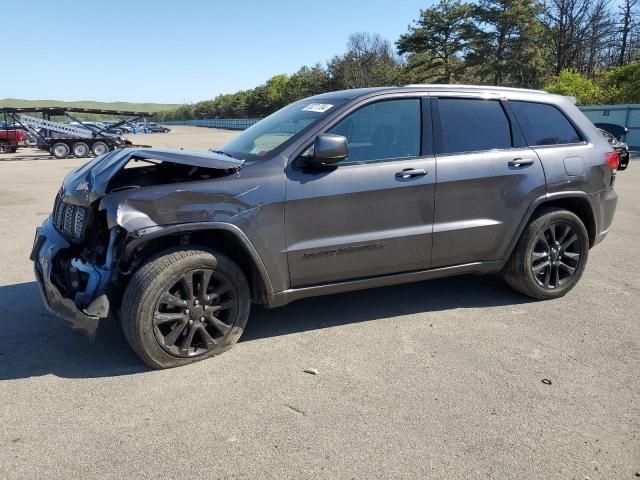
[32,148,247,335]
[107,160,233,193]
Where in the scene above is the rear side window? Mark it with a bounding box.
[437,98,512,154]
[510,101,582,146]
[327,98,421,163]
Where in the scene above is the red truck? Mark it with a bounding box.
[0,128,28,153]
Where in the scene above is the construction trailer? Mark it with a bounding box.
[0,107,156,158]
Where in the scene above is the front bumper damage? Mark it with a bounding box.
[31,217,112,337]
[30,148,247,338]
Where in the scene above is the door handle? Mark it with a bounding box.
[508,158,534,168]
[395,168,428,179]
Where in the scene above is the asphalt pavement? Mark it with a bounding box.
[0,133,638,479]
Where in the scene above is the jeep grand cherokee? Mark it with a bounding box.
[31,85,619,368]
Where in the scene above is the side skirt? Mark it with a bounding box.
[266,260,505,308]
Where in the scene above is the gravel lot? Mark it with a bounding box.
[1,127,638,479]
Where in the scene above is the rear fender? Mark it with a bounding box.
[503,191,598,261]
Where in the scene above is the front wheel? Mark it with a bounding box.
[504,208,589,300]
[0,141,11,153]
[121,247,250,369]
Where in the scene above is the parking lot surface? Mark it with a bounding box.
[1,128,638,479]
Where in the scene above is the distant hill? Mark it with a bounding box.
[0,98,179,113]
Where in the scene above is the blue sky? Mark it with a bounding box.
[2,0,433,103]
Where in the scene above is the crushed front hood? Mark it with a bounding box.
[61,148,244,205]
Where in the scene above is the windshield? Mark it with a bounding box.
[218,99,346,160]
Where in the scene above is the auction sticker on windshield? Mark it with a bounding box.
[302,103,333,113]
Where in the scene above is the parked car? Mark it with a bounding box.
[0,127,28,153]
[598,128,630,170]
[101,120,131,135]
[116,124,133,134]
[31,85,619,368]
[145,122,171,133]
[594,122,628,140]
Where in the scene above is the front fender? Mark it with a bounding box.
[120,222,275,297]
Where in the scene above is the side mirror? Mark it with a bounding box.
[304,134,348,167]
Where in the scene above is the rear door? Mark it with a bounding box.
[431,95,547,267]
[285,96,436,287]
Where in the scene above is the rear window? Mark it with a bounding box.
[438,98,512,154]
[510,101,582,146]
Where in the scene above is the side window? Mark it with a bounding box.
[437,98,512,154]
[510,101,582,146]
[327,98,421,163]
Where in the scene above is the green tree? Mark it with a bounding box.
[467,0,548,87]
[544,70,605,104]
[397,0,474,83]
[328,32,401,89]
[605,62,640,102]
[283,65,332,103]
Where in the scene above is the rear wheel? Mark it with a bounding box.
[91,141,109,156]
[121,247,250,369]
[72,142,90,158]
[52,142,70,159]
[0,141,10,153]
[504,208,589,300]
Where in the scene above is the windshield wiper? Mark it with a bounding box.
[209,149,235,158]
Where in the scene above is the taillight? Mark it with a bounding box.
[605,151,619,170]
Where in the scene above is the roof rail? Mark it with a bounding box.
[402,84,546,94]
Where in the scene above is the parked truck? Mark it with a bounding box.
[1,107,155,158]
[0,126,28,153]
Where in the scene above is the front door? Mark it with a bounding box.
[285,97,436,287]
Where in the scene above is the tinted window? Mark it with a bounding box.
[511,101,581,146]
[328,99,420,163]
[438,98,512,154]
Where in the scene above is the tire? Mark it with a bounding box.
[0,141,10,154]
[72,141,90,158]
[504,207,589,300]
[121,247,251,369]
[91,141,109,156]
[52,142,70,159]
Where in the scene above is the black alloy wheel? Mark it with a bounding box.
[153,268,238,358]
[504,207,589,300]
[530,222,582,289]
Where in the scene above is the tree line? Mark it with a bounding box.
[160,0,639,121]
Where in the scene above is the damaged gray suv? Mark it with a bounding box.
[31,85,619,368]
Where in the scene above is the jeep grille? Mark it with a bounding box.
[52,190,89,241]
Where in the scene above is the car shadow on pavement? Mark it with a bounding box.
[0,281,148,381]
[0,274,530,380]
[244,274,530,341]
